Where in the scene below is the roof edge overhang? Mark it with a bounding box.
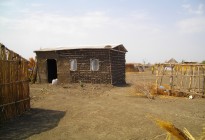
[112,44,128,52]
[34,44,128,53]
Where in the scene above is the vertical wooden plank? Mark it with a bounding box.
[169,64,174,95]
[192,66,196,92]
[175,65,180,90]
[188,66,193,92]
[155,64,159,94]
[180,65,184,90]
[159,65,165,86]
[203,66,205,96]
[197,66,200,93]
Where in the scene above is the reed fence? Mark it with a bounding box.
[0,43,30,122]
[154,63,205,97]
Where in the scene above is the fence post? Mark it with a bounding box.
[203,66,205,97]
[156,64,160,94]
[169,64,174,95]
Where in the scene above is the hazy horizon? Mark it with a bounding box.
[0,0,205,64]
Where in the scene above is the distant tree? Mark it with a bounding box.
[28,57,36,69]
[201,60,205,64]
[28,57,36,83]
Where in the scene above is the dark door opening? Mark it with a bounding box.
[47,59,57,83]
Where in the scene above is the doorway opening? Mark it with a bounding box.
[47,59,57,83]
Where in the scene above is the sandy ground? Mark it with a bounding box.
[1,71,205,140]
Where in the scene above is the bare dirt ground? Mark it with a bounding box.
[1,71,205,140]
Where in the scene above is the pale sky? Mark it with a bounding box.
[0,0,205,63]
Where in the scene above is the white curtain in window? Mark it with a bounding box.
[90,59,99,71]
[70,59,77,71]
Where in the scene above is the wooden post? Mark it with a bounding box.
[169,64,174,95]
[159,65,165,86]
[193,66,196,92]
[197,66,200,93]
[180,66,184,90]
[188,66,193,92]
[155,64,159,94]
[203,66,205,96]
[175,65,179,89]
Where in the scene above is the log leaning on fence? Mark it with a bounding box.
[0,43,30,122]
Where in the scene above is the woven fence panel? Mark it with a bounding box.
[0,44,30,122]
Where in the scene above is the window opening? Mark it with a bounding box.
[70,59,77,71]
[90,59,99,71]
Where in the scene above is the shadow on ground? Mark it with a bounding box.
[114,83,132,87]
[0,108,66,140]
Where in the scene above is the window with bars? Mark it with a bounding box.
[90,59,99,71]
[70,59,77,71]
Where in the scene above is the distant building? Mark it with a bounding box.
[167,58,178,64]
[126,63,145,72]
[182,61,198,64]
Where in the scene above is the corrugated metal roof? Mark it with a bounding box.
[35,45,115,52]
[34,44,123,52]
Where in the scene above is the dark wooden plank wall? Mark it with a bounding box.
[36,49,126,85]
[110,50,126,85]
[58,49,112,84]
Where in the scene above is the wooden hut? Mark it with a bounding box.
[167,58,178,64]
[126,63,145,72]
[0,43,30,122]
[34,44,127,85]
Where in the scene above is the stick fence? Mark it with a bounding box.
[154,63,205,97]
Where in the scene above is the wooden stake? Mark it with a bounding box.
[188,66,193,92]
[203,66,205,96]
[155,64,159,94]
[170,65,174,88]
[180,66,184,90]
[159,65,165,86]
[198,66,200,93]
